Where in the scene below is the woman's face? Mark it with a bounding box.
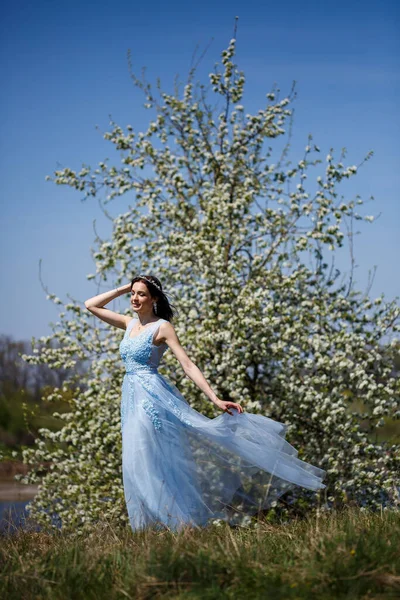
[130,282,154,313]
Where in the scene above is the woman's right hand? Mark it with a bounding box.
[214,398,244,416]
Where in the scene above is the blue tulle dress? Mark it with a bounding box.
[119,317,326,531]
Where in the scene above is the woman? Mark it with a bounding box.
[85,274,326,531]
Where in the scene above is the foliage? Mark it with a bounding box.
[0,336,82,448]
[1,508,399,599]
[5,37,399,532]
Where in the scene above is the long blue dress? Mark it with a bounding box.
[119,317,326,531]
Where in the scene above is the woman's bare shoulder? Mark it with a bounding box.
[124,316,136,329]
[158,320,179,341]
[160,319,175,331]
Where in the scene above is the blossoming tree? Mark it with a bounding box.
[10,37,399,531]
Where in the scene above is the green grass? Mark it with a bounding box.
[1,507,399,599]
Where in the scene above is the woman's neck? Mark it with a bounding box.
[136,313,158,326]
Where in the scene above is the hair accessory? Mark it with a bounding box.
[137,275,162,291]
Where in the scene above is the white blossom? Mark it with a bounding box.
[13,36,400,534]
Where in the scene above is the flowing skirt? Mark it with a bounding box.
[121,371,326,531]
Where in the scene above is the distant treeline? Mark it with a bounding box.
[0,334,88,453]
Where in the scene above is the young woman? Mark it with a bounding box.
[85,274,326,531]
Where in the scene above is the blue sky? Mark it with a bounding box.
[1,0,399,341]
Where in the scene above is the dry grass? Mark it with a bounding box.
[1,506,399,599]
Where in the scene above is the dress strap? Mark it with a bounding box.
[150,318,166,345]
[149,318,165,334]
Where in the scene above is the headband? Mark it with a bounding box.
[136,274,162,291]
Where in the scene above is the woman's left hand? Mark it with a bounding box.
[214,399,244,415]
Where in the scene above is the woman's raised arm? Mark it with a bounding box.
[84,284,132,330]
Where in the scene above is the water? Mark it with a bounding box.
[0,480,40,534]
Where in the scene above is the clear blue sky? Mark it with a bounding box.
[1,0,399,341]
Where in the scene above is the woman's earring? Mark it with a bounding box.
[153,302,157,315]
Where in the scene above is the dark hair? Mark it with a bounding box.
[130,274,177,322]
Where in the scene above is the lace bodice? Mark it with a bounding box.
[119,318,168,375]
[119,318,172,430]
